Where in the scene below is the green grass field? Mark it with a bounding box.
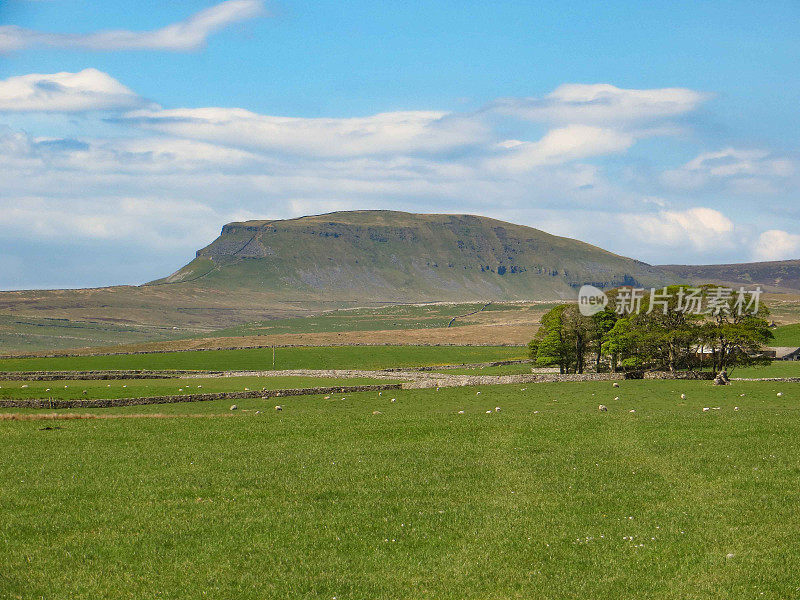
[0,345,525,373]
[0,376,391,402]
[2,379,800,598]
[771,323,800,347]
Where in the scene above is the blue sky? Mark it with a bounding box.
[1,0,799,289]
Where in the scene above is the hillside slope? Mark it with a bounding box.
[154,210,673,301]
[660,259,800,292]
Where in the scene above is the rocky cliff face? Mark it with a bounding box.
[158,210,675,301]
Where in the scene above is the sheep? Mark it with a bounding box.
[457,410,465,414]
[734,406,740,411]
[777,392,783,397]
[495,407,501,412]
[598,405,608,412]
[614,396,620,401]
[274,405,282,411]
[21,384,28,389]
[702,407,710,412]
[230,405,238,411]
[613,382,620,388]
[680,393,686,400]
[486,410,492,414]
[390,398,396,403]
[629,409,636,413]
[372,411,382,415]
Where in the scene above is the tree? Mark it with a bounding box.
[697,286,773,372]
[529,305,573,373]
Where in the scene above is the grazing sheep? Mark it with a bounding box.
[274,405,282,411]
[390,398,396,403]
[255,410,261,414]
[598,405,608,412]
[734,406,740,411]
[629,409,636,413]
[324,396,331,399]
[82,390,87,395]
[613,382,620,388]
[372,411,382,415]
[614,396,620,401]
[378,392,382,396]
[486,410,492,414]
[702,407,710,412]
[230,405,238,411]
[777,392,784,397]
[21,385,28,389]
[495,407,501,412]
[476,391,481,395]
[680,393,686,400]
[457,410,465,414]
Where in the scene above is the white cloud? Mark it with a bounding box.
[119,107,489,157]
[0,69,146,112]
[662,148,796,194]
[0,196,225,249]
[752,230,800,261]
[486,125,635,172]
[0,0,265,52]
[491,83,708,124]
[621,207,736,253]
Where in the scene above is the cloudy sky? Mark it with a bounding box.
[1,0,799,289]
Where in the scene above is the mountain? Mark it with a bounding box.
[659,260,800,292]
[151,210,674,302]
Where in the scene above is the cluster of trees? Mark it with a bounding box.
[528,285,774,374]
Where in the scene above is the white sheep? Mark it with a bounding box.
[274,405,282,411]
[613,382,620,388]
[680,393,686,400]
[230,405,238,411]
[777,392,783,397]
[457,410,465,414]
[702,407,710,412]
[495,406,501,412]
[598,405,608,412]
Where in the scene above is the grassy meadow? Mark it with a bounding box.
[771,323,800,347]
[2,379,800,598]
[0,375,392,402]
[0,345,526,373]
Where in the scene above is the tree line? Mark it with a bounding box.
[528,285,774,374]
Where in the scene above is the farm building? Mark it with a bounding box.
[763,347,800,361]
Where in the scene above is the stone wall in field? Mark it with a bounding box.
[0,370,204,381]
[0,383,402,410]
[642,371,716,380]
